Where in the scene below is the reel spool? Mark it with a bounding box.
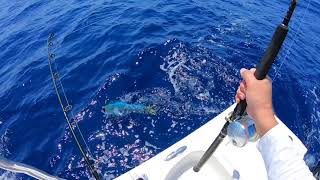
[227,115,259,147]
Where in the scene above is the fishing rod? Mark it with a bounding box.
[194,0,297,172]
[0,157,65,180]
[47,33,100,180]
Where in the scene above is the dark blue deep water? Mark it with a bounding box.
[0,0,319,179]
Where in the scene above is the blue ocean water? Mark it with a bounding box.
[0,0,319,179]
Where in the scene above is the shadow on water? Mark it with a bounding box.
[50,39,240,178]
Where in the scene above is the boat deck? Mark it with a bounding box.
[117,104,304,180]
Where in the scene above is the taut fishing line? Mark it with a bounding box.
[265,0,320,175]
[273,0,312,81]
[47,33,100,180]
[48,42,94,158]
[44,0,313,178]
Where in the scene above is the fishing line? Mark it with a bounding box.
[48,40,95,159]
[66,13,110,35]
[49,35,94,159]
[272,0,312,81]
[47,33,100,180]
[269,0,320,175]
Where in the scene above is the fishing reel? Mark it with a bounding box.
[226,114,259,147]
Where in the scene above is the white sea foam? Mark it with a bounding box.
[0,171,16,180]
[160,42,191,93]
[159,40,237,103]
[302,86,320,164]
[0,129,10,157]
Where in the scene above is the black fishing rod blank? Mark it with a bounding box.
[194,0,297,172]
[230,0,297,120]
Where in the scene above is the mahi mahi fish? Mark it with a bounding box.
[102,101,156,116]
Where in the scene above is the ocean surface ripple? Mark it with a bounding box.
[0,0,319,179]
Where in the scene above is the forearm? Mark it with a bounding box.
[253,109,278,137]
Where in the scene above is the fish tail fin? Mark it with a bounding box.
[146,105,157,115]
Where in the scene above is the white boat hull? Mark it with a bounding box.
[117,104,303,180]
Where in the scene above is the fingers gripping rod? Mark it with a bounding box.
[193,0,297,172]
[229,0,296,121]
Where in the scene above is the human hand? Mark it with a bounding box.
[235,68,278,136]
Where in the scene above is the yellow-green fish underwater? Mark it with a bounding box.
[102,101,156,116]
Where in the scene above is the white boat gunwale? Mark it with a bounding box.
[117,104,305,180]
